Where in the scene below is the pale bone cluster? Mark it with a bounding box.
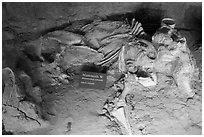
[102,18,199,134]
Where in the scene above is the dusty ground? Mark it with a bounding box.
[2,2,202,135]
[25,76,202,135]
[25,83,119,135]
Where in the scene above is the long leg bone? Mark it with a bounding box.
[103,95,132,134]
[111,107,132,134]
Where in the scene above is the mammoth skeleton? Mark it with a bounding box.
[2,16,198,134]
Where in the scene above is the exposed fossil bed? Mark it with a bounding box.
[2,2,202,135]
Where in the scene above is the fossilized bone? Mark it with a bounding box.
[102,38,156,135]
[99,19,158,134]
[2,67,19,106]
[101,18,199,134]
[152,23,198,98]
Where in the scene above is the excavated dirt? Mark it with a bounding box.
[2,2,202,135]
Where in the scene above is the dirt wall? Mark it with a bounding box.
[2,2,201,33]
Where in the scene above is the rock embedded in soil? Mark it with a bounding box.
[2,67,50,134]
[60,46,104,71]
[45,31,86,46]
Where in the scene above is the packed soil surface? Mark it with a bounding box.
[25,76,202,135]
[25,82,119,135]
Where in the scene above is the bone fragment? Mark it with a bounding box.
[111,107,132,135]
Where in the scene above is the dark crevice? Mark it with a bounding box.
[106,7,164,36]
[41,53,55,63]
[80,63,109,74]
[67,30,86,35]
